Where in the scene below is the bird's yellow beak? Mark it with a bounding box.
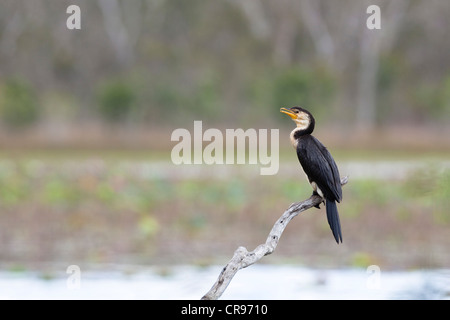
[280,107,297,120]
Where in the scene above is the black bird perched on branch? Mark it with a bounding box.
[280,106,343,243]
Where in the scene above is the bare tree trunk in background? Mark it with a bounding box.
[271,0,297,66]
[234,0,298,66]
[299,0,336,68]
[356,28,381,130]
[297,0,360,121]
[0,11,23,60]
[231,0,270,41]
[297,0,409,130]
[356,0,409,130]
[272,17,296,66]
[97,0,143,67]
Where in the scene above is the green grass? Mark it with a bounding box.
[1,145,449,163]
[0,150,449,268]
[0,148,169,162]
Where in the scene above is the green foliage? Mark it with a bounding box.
[150,75,222,123]
[272,67,335,119]
[42,179,81,206]
[152,83,182,113]
[434,76,450,119]
[0,171,30,206]
[281,179,309,201]
[2,1,450,128]
[273,68,310,107]
[350,180,389,205]
[402,167,450,224]
[351,252,378,268]
[0,79,39,128]
[188,78,222,120]
[414,75,450,121]
[97,80,136,123]
[1,152,450,267]
[138,214,160,238]
[376,55,404,122]
[224,179,246,210]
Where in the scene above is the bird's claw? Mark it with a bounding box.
[312,191,325,209]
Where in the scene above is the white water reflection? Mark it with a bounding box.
[0,265,448,300]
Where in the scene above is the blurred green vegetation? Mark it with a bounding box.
[415,75,450,122]
[1,1,450,130]
[271,67,336,121]
[97,79,136,124]
[0,154,448,267]
[0,79,40,129]
[1,1,449,274]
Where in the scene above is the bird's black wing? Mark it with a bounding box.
[296,135,342,202]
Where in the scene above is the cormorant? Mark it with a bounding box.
[280,106,343,243]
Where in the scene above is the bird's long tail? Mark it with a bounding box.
[326,199,342,244]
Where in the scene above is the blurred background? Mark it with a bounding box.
[0,0,449,299]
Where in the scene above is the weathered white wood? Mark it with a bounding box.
[201,176,348,300]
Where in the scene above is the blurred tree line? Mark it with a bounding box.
[0,0,450,132]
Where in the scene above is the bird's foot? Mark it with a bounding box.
[312,191,325,209]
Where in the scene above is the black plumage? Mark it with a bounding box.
[281,106,343,243]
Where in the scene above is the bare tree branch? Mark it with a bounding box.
[299,0,336,68]
[201,176,349,300]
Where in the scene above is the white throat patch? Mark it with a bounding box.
[296,117,310,130]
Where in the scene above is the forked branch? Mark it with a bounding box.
[201,176,349,300]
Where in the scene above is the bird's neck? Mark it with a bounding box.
[290,127,312,149]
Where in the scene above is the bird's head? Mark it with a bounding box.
[280,106,315,132]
